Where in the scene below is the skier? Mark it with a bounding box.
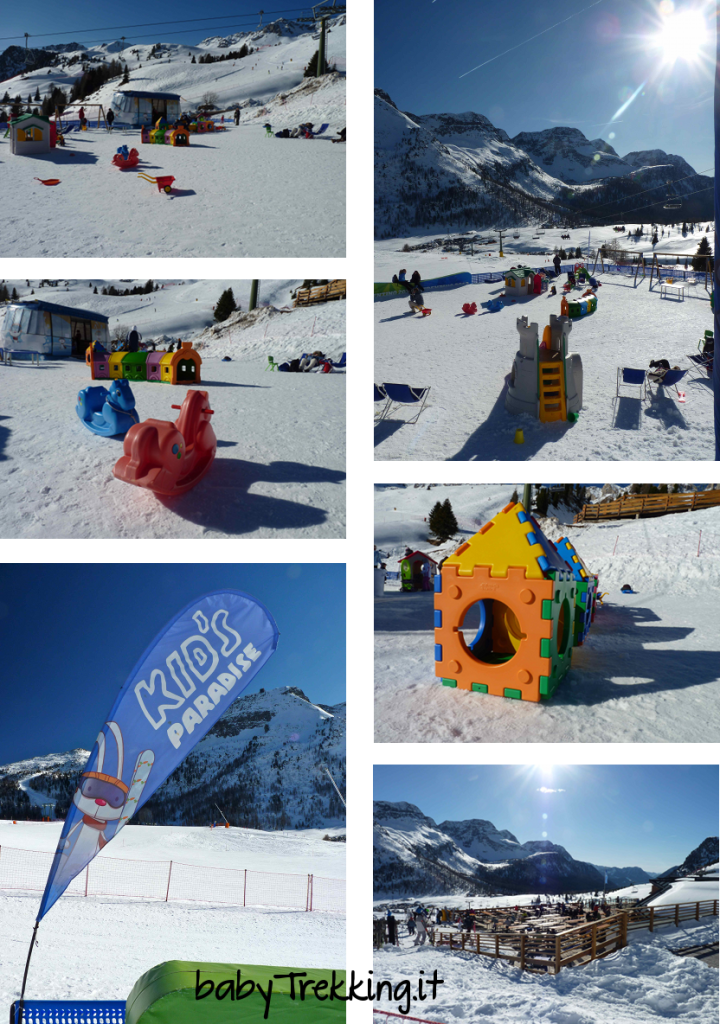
[413,910,428,946]
[233,107,240,126]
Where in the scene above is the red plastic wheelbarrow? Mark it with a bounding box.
[138,172,175,194]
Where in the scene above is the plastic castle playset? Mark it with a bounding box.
[505,314,583,423]
[434,501,598,702]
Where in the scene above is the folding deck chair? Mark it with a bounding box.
[649,367,688,398]
[374,383,389,419]
[377,383,431,425]
[331,351,346,369]
[616,367,647,401]
[307,123,329,137]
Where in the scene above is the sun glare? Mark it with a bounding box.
[655,9,709,64]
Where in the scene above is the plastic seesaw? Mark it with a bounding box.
[76,379,140,437]
[113,389,216,496]
[112,146,139,169]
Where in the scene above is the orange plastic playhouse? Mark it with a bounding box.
[434,502,577,702]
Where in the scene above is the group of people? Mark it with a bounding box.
[269,122,346,141]
[278,350,335,373]
[378,894,628,950]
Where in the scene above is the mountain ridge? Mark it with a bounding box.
[374,91,713,237]
[374,800,654,899]
[0,687,345,831]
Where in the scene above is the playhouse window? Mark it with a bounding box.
[459,599,526,665]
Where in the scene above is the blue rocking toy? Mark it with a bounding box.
[76,379,140,437]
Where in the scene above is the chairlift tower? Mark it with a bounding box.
[663,181,682,211]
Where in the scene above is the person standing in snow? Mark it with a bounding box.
[126,325,141,352]
[413,911,428,946]
[421,561,431,591]
[386,914,398,946]
[407,911,416,936]
[106,108,115,130]
[553,253,561,277]
[234,107,240,126]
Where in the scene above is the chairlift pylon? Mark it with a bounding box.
[663,181,681,211]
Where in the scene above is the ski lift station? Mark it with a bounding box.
[0,300,109,360]
[110,90,182,126]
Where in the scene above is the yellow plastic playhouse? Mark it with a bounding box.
[434,502,578,701]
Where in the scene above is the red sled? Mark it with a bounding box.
[462,302,477,315]
[113,390,216,497]
[421,308,432,316]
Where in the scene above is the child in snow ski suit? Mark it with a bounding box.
[408,286,425,312]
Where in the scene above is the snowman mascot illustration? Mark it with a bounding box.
[60,721,154,869]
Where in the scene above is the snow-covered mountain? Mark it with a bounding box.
[592,865,652,889]
[373,801,630,898]
[1,17,345,128]
[374,91,713,237]
[0,687,345,831]
[657,837,720,878]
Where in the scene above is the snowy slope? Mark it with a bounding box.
[374,254,714,462]
[0,822,344,1006]
[374,486,720,743]
[0,23,346,257]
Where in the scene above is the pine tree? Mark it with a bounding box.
[93,285,98,294]
[510,489,519,505]
[575,247,582,259]
[559,248,567,260]
[191,55,196,64]
[652,231,658,245]
[428,501,444,540]
[534,487,550,518]
[692,236,713,272]
[214,287,237,322]
[11,287,18,300]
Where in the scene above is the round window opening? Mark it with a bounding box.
[556,597,571,657]
[459,599,527,665]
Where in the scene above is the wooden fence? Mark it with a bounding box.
[294,280,346,307]
[426,900,717,974]
[627,899,718,933]
[574,490,720,523]
[430,915,626,974]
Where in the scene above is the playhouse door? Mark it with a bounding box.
[176,359,197,382]
[71,318,92,357]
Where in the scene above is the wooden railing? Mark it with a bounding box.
[574,490,720,523]
[293,280,346,307]
[430,915,626,974]
[627,899,718,933]
[427,899,718,974]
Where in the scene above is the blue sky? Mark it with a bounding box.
[0,563,344,764]
[374,764,718,872]
[376,0,715,175]
[1,1,311,49]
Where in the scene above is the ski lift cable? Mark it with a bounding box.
[538,165,714,223]
[541,184,714,225]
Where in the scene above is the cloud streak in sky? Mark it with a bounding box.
[459,0,605,79]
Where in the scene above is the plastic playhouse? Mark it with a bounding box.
[505,314,583,423]
[141,124,191,146]
[87,342,201,385]
[10,113,52,155]
[434,501,598,701]
[504,267,547,297]
[554,535,599,646]
[113,389,216,496]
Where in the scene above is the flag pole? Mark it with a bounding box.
[17,920,40,1024]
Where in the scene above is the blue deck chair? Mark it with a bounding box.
[650,367,688,397]
[378,383,431,425]
[307,123,329,137]
[616,367,647,400]
[331,351,346,368]
[375,383,389,419]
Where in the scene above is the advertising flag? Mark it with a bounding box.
[37,590,278,921]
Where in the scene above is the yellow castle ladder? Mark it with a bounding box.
[538,325,567,423]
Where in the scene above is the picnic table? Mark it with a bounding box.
[660,282,686,301]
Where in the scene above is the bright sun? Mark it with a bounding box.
[655,9,709,64]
